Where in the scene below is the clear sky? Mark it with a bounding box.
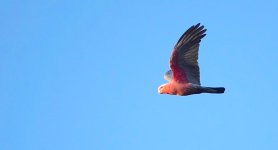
[1,0,278,150]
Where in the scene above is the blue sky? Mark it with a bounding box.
[1,0,278,150]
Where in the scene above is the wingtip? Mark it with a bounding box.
[194,23,206,31]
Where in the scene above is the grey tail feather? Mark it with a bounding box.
[201,87,225,94]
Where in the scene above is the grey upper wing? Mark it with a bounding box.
[172,23,207,85]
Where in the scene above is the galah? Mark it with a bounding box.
[158,23,225,96]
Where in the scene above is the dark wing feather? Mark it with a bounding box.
[170,23,206,85]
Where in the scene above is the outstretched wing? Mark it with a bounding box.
[170,23,206,85]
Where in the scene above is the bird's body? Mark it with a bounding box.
[158,23,225,96]
[159,82,225,96]
[158,82,198,96]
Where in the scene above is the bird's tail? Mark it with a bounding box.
[201,87,225,94]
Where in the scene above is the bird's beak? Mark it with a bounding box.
[158,88,162,94]
[158,84,165,94]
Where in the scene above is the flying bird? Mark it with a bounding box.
[158,23,225,96]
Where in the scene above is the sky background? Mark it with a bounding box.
[1,0,278,150]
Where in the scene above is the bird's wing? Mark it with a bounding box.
[170,23,206,85]
[164,70,173,82]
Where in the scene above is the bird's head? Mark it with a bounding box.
[158,84,167,94]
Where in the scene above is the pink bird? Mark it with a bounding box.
[158,23,225,96]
